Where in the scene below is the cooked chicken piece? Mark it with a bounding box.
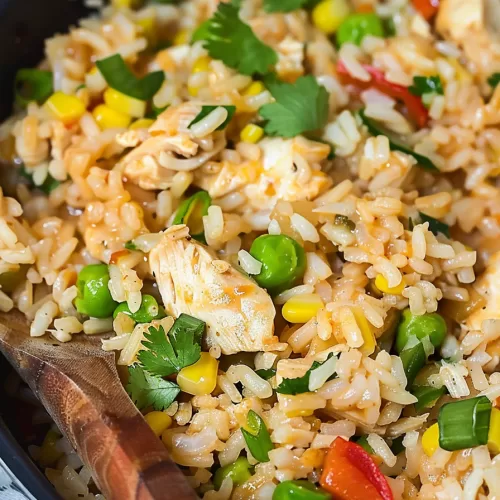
[149,227,277,354]
[436,0,500,81]
[466,251,500,331]
[195,136,332,211]
[118,103,226,190]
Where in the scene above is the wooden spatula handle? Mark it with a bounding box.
[0,311,196,500]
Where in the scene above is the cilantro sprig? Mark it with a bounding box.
[126,313,206,411]
[263,0,308,11]
[197,3,278,76]
[259,75,329,138]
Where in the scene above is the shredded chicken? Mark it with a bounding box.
[436,0,500,81]
[149,226,277,354]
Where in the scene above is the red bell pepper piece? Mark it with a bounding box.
[412,0,440,20]
[320,437,393,500]
[337,60,429,128]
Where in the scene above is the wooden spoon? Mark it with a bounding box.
[0,309,197,500]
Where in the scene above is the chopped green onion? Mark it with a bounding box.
[124,240,138,251]
[241,410,273,462]
[355,435,374,454]
[488,73,500,89]
[438,396,492,451]
[213,457,252,490]
[419,212,450,238]
[272,480,330,500]
[113,294,166,323]
[172,190,212,243]
[336,13,384,47]
[15,69,53,107]
[400,342,426,388]
[96,54,164,101]
[255,368,276,380]
[408,76,444,97]
[19,164,60,194]
[359,109,439,172]
[412,386,446,412]
[188,105,236,131]
[151,103,168,117]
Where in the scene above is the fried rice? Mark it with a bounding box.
[1,0,500,498]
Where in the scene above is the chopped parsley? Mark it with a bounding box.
[138,314,205,377]
[419,212,450,238]
[488,73,500,89]
[259,75,329,138]
[188,105,236,131]
[263,0,308,12]
[408,76,444,97]
[196,3,278,76]
[126,364,180,411]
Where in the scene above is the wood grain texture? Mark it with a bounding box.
[0,310,197,500]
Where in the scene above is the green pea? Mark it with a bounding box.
[337,13,384,47]
[272,480,330,500]
[113,294,166,323]
[249,235,306,295]
[395,309,447,353]
[213,457,252,491]
[75,264,118,318]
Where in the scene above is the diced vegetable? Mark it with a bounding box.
[488,408,500,454]
[336,13,384,46]
[282,293,323,324]
[400,342,427,388]
[438,396,492,451]
[412,385,446,412]
[75,264,118,318]
[488,73,500,89]
[255,368,276,380]
[419,212,450,238]
[104,88,146,118]
[214,457,252,490]
[19,164,60,194]
[374,274,405,295]
[96,54,164,100]
[312,0,351,35]
[320,437,393,500]
[264,0,309,12]
[172,190,212,243]
[356,435,375,454]
[241,410,274,462]
[273,480,330,500]
[93,104,131,129]
[411,0,439,20]
[240,124,265,143]
[188,105,236,131]
[113,294,166,323]
[408,76,444,97]
[177,352,219,396]
[15,69,53,107]
[144,411,172,437]
[395,309,447,353]
[249,234,306,295]
[359,111,438,171]
[422,423,440,457]
[45,92,86,125]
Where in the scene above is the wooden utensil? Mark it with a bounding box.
[0,309,197,500]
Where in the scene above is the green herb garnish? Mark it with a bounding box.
[15,69,53,107]
[263,0,307,11]
[137,314,205,377]
[241,410,273,462]
[255,368,276,380]
[197,3,277,76]
[259,75,329,138]
[412,385,446,412]
[188,105,236,131]
[126,364,180,411]
[419,212,450,238]
[488,73,500,89]
[409,76,444,97]
[96,54,164,101]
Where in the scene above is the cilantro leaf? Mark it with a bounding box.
[126,364,180,411]
[419,212,450,238]
[276,354,336,395]
[188,105,236,131]
[124,240,138,250]
[264,0,307,12]
[259,75,329,138]
[408,76,444,97]
[199,3,278,76]
[137,313,205,377]
[488,73,500,89]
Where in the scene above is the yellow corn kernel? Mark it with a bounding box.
[244,81,265,96]
[188,85,200,97]
[177,352,219,396]
[39,429,64,467]
[45,92,86,125]
[104,88,146,119]
[93,104,132,130]
[352,307,376,355]
[192,56,211,74]
[488,408,500,454]
[282,293,323,324]
[312,0,351,35]
[240,124,264,144]
[374,274,406,295]
[144,411,172,437]
[136,15,156,41]
[286,408,315,418]
[112,0,133,7]
[422,423,440,457]
[129,118,154,130]
[173,29,189,46]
